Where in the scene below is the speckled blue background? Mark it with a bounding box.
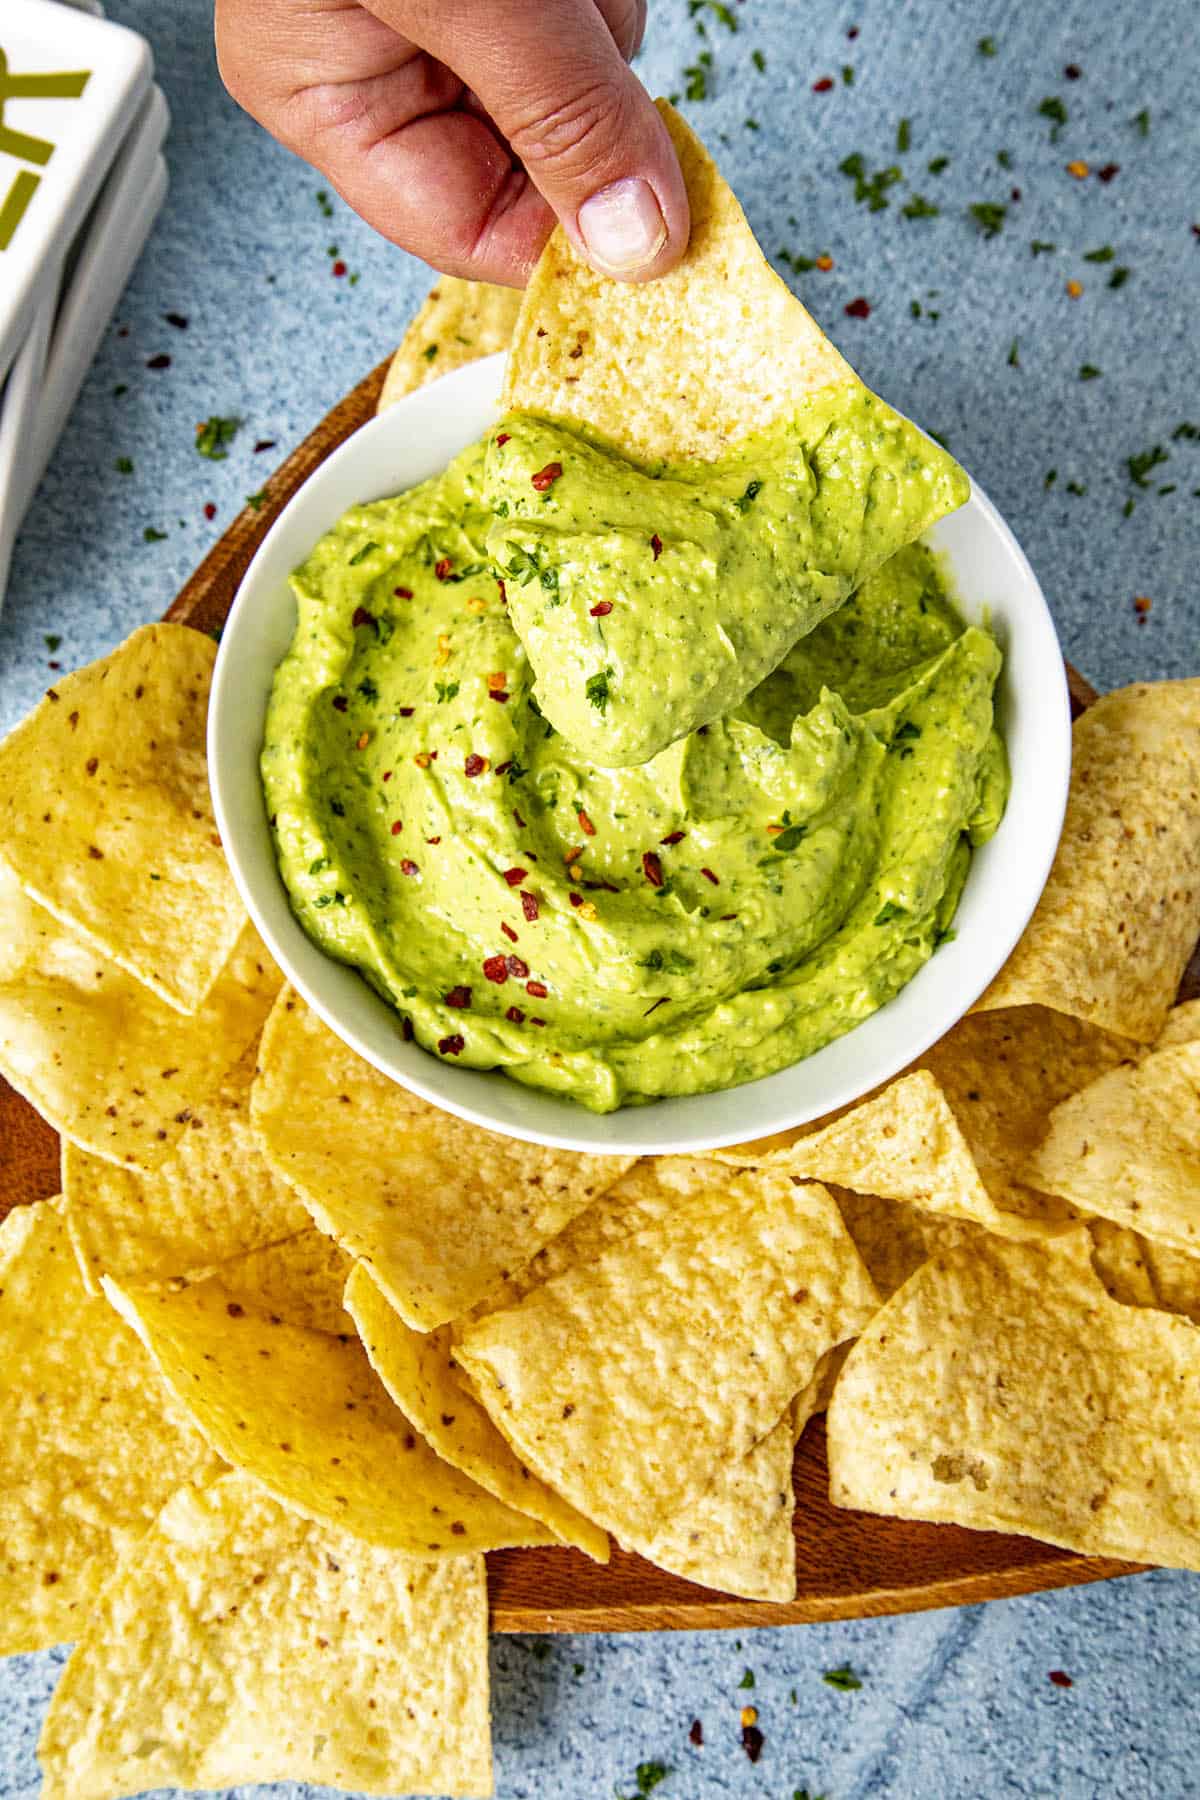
[1,0,1197,1795]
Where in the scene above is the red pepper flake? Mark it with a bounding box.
[85,756,99,775]
[719,912,739,920]
[505,1005,525,1023]
[435,558,453,582]
[1063,62,1081,78]
[1098,162,1120,182]
[352,605,375,628]
[642,851,664,888]
[527,980,548,998]
[399,706,414,717]
[530,1016,546,1026]
[847,23,859,36]
[507,955,529,979]
[563,844,586,865]
[740,1724,764,1763]
[496,432,510,446]
[146,353,171,370]
[513,807,527,828]
[464,753,489,778]
[394,585,413,598]
[590,601,613,617]
[650,533,663,559]
[569,892,583,907]
[845,296,871,318]
[700,866,719,885]
[426,834,441,844]
[577,809,595,836]
[1133,594,1152,621]
[332,259,347,277]
[482,955,510,984]
[520,890,540,921]
[382,770,393,782]
[501,921,519,943]
[812,75,834,91]
[437,1034,464,1056]
[254,438,277,453]
[355,731,370,750]
[401,1017,414,1041]
[496,576,508,604]
[203,502,217,521]
[816,253,835,271]
[1048,1670,1073,1689]
[689,1720,703,1747]
[400,859,419,876]
[390,820,403,835]
[494,760,513,775]
[659,830,685,846]
[503,867,528,886]
[489,690,510,703]
[531,461,563,492]
[445,985,472,1008]
[332,695,348,712]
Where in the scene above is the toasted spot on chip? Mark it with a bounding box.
[37,1473,492,1800]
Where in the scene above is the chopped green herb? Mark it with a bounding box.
[1066,479,1088,496]
[689,0,737,29]
[348,540,379,566]
[194,415,241,460]
[1159,483,1177,496]
[734,479,764,512]
[640,948,694,974]
[873,902,906,927]
[738,1668,756,1689]
[1123,496,1136,517]
[684,51,712,100]
[1007,339,1020,367]
[357,677,378,702]
[1083,245,1115,262]
[896,117,911,153]
[1171,423,1199,440]
[823,1664,864,1690]
[902,193,940,219]
[1045,469,1058,488]
[1079,364,1101,380]
[434,680,459,704]
[1037,95,1068,140]
[585,668,614,713]
[422,343,438,362]
[977,36,997,56]
[245,491,266,512]
[745,117,760,130]
[996,148,1012,169]
[751,47,765,71]
[1030,239,1056,255]
[112,383,127,397]
[969,200,1007,238]
[142,526,167,543]
[910,299,922,317]
[114,456,133,474]
[770,823,809,854]
[842,64,855,85]
[794,1791,829,1799]
[44,633,61,651]
[894,721,922,744]
[316,188,334,218]
[614,1761,671,1799]
[778,250,817,272]
[1108,266,1130,289]
[927,155,950,174]
[1128,445,1169,488]
[839,153,903,212]
[573,1662,584,1677]
[1133,107,1150,136]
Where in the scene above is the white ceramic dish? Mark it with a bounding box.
[210,352,1070,1155]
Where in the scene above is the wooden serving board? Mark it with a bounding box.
[0,357,1158,1632]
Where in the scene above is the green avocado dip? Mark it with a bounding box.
[483,391,969,766]
[262,429,1009,1114]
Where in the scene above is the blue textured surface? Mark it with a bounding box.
[1,0,1198,1795]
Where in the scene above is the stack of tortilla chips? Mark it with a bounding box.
[2,104,1200,1800]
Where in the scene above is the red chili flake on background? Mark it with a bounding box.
[520,890,540,921]
[845,296,871,318]
[1133,594,1152,621]
[569,892,583,908]
[577,809,596,836]
[164,311,188,329]
[563,844,586,866]
[590,601,613,617]
[689,1720,703,1747]
[401,1017,414,1041]
[812,75,834,91]
[489,690,510,703]
[426,834,441,844]
[496,432,510,446]
[507,955,529,979]
[659,830,685,846]
[531,461,563,492]
[644,996,669,1017]
[505,1005,525,1023]
[513,808,527,828]
[503,867,528,886]
[438,1034,464,1056]
[495,760,513,776]
[254,438,277,453]
[719,912,739,920]
[146,353,171,370]
[526,979,548,998]
[464,753,488,778]
[650,533,663,559]
[1011,186,1022,202]
[1049,1670,1073,1688]
[700,866,720,885]
[400,859,419,875]
[332,695,348,712]
[499,925,519,949]
[390,820,403,835]
[847,22,859,35]
[530,1016,546,1026]
[1098,162,1120,182]
[203,502,217,521]
[352,605,375,628]
[1064,62,1081,78]
[399,706,414,717]
[482,955,510,984]
[394,585,413,598]
[740,1724,764,1763]
[642,851,664,888]
[445,986,472,1008]
[435,558,453,582]
[332,260,347,277]
[382,770,392,782]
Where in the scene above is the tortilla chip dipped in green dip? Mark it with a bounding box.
[261,107,1007,1113]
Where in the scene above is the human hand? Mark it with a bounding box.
[215,0,690,288]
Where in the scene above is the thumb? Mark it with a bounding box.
[399,0,690,281]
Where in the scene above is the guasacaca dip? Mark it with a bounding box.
[262,425,1008,1113]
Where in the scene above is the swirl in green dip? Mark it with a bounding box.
[262,435,1007,1113]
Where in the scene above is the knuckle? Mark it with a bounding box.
[507,79,630,185]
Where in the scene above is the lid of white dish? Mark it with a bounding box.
[0,0,150,385]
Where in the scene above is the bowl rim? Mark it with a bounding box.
[209,351,1071,1155]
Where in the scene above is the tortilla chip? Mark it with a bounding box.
[378,276,520,414]
[251,988,633,1329]
[1157,998,1200,1049]
[456,1172,877,1546]
[105,1269,555,1556]
[636,1408,797,1602]
[828,1230,1200,1569]
[344,1262,609,1561]
[61,1044,308,1293]
[1091,1223,1200,1328]
[0,1202,221,1654]
[975,679,1200,1042]
[831,1185,982,1302]
[0,864,280,1169]
[1027,1039,1200,1255]
[201,1228,357,1335]
[0,625,245,1013]
[38,1473,492,1800]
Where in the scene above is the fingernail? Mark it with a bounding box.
[577,177,668,275]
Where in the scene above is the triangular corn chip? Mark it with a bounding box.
[828,1230,1200,1569]
[38,1473,492,1800]
[198,1228,357,1335]
[831,1185,981,1303]
[251,988,633,1329]
[1090,1222,1200,1327]
[0,1203,221,1653]
[0,625,246,1013]
[377,275,519,414]
[975,679,1200,1042]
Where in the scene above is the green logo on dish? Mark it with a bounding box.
[0,50,92,252]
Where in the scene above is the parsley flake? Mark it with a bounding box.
[1108,266,1130,289]
[1079,364,1101,380]
[977,36,997,56]
[1133,107,1150,136]
[614,1762,671,1799]
[1037,95,1068,140]
[194,415,242,460]
[969,200,1007,238]
[142,526,167,543]
[902,193,940,219]
[738,1668,755,1689]
[897,117,911,153]
[734,478,764,512]
[823,1664,864,1691]
[927,155,950,174]
[585,668,614,713]
[114,456,133,474]
[1128,445,1169,488]
[347,540,379,566]
[1083,245,1115,262]
[752,47,765,71]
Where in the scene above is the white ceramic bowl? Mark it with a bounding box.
[210,352,1070,1155]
